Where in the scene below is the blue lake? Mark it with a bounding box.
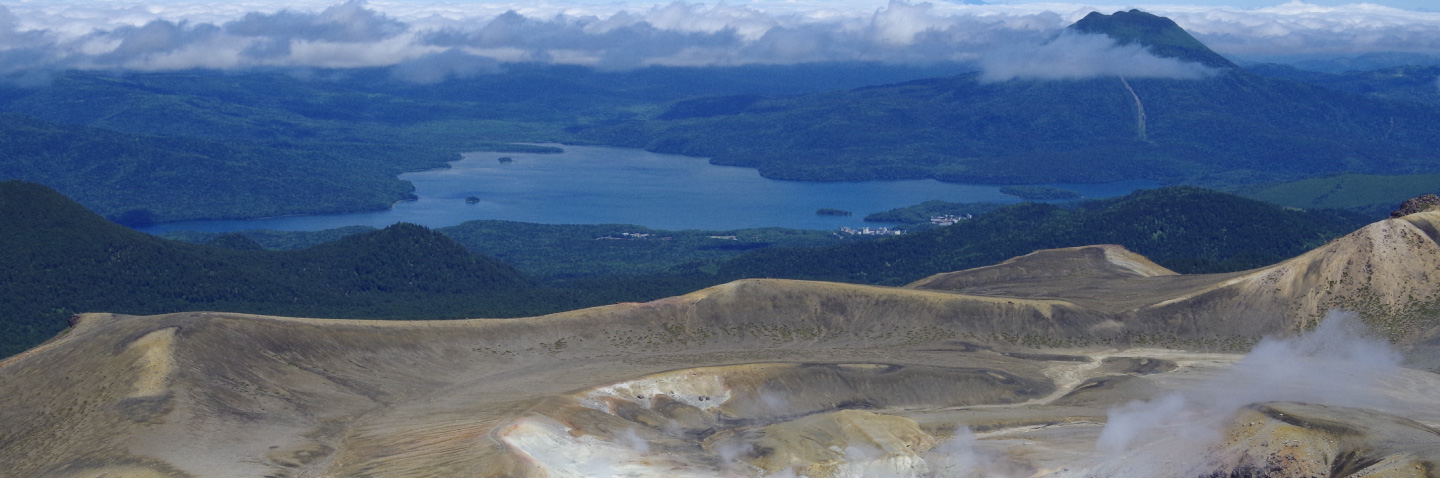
[138,145,1158,234]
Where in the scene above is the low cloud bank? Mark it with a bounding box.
[1168,2,1440,60]
[1091,310,1405,477]
[0,0,1062,76]
[0,1,1436,78]
[978,30,1220,82]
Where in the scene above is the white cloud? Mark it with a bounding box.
[979,30,1221,81]
[224,1,407,43]
[0,1,1436,74]
[1158,2,1440,58]
[388,48,499,83]
[119,30,247,70]
[1091,311,1407,477]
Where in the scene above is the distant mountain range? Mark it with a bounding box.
[577,10,1440,188]
[0,11,1436,223]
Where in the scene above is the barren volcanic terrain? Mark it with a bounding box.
[4,213,1440,477]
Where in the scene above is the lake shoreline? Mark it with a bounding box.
[135,145,1158,235]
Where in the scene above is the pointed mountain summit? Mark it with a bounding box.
[1070,9,1238,70]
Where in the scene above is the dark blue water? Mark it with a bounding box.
[138,145,1157,233]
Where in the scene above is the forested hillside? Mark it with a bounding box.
[574,12,1440,188]
[0,64,971,223]
[166,222,860,280]
[578,71,1440,187]
[715,187,1371,285]
[4,52,1437,225]
[0,114,467,222]
[0,182,1378,357]
[0,181,565,357]
[1246,64,1440,107]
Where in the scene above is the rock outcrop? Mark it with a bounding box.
[1391,193,1440,218]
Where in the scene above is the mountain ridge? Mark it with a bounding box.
[0,182,1375,357]
[907,210,1440,345]
[0,180,559,357]
[2,207,1438,476]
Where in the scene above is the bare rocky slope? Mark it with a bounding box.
[912,210,1440,348]
[2,213,1440,477]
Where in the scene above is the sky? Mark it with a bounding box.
[1,0,1438,76]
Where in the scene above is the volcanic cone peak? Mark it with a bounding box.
[1070,9,1239,70]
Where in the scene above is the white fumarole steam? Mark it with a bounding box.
[924,427,1031,478]
[1089,310,1403,477]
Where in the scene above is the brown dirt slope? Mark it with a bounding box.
[910,212,1440,348]
[1,213,1439,477]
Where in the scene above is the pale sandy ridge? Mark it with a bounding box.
[2,213,1440,477]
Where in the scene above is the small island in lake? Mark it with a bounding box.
[497,156,514,164]
[465,196,481,204]
[816,208,853,216]
[999,186,1081,200]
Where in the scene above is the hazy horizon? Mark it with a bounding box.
[1,0,1437,78]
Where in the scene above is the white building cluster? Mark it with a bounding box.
[929,214,973,226]
[839,227,904,236]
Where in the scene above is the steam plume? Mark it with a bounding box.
[1091,310,1404,477]
[924,427,1030,477]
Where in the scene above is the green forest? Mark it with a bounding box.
[575,71,1440,189]
[0,181,1377,358]
[169,222,862,280]
[564,12,1440,190]
[863,201,1008,224]
[0,56,1435,224]
[0,65,970,222]
[0,181,575,357]
[714,187,1371,285]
